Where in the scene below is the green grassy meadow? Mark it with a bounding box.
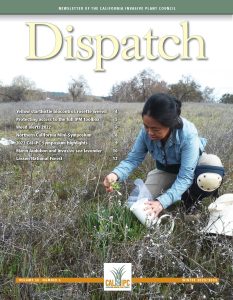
[0,100,232,299]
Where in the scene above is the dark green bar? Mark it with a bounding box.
[0,0,232,14]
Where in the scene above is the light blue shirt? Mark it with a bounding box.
[112,117,207,209]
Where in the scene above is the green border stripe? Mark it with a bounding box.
[0,0,233,14]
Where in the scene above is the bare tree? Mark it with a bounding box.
[131,69,161,101]
[12,75,36,91]
[168,75,203,102]
[202,86,215,102]
[0,75,36,102]
[68,76,91,101]
[110,69,168,102]
[110,80,136,102]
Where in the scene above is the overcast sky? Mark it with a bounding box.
[0,15,232,98]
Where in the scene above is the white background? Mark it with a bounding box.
[0,15,232,98]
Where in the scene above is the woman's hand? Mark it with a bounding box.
[144,200,164,218]
[103,173,119,192]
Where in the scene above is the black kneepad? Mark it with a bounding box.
[192,165,225,197]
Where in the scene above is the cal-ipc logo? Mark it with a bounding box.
[104,263,132,291]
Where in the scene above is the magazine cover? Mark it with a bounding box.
[0,1,232,298]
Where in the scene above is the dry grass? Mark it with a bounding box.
[0,100,232,299]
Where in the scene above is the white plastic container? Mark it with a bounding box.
[130,197,174,233]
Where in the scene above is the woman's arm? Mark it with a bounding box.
[111,128,148,181]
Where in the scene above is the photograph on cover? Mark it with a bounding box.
[0,14,233,298]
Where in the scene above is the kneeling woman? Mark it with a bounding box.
[103,93,220,217]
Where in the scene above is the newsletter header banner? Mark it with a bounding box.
[0,0,232,15]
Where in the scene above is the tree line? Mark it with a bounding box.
[0,71,232,103]
[109,69,231,103]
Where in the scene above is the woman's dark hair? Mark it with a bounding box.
[142,93,183,129]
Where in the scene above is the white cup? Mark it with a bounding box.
[130,197,174,233]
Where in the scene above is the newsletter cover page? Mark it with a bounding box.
[0,1,232,299]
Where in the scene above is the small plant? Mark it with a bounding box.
[110,182,122,195]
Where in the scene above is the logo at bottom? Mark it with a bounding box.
[104,263,132,291]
